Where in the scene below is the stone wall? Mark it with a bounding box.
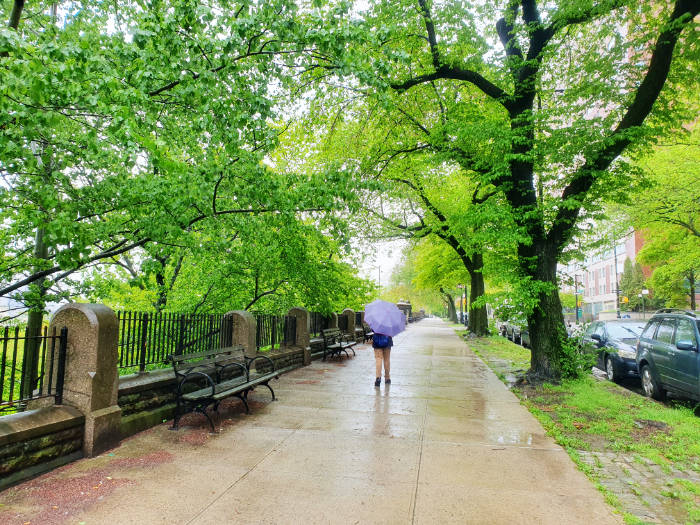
[0,406,84,490]
[0,304,354,488]
[118,369,178,438]
[254,348,304,374]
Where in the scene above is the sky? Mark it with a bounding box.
[355,238,407,288]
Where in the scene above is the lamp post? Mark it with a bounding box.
[574,274,580,324]
[457,284,465,325]
[641,289,649,318]
[613,243,620,318]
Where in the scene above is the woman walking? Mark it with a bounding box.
[372,333,393,387]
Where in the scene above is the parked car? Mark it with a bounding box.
[636,309,700,401]
[583,320,647,382]
[503,317,528,346]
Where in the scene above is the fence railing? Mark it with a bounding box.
[1,326,67,413]
[309,312,332,338]
[254,314,295,351]
[117,311,232,371]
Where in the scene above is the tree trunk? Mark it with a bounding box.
[155,268,167,312]
[22,227,48,400]
[689,270,696,311]
[441,289,458,323]
[467,254,488,336]
[526,254,566,381]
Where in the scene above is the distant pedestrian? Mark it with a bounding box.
[372,333,393,387]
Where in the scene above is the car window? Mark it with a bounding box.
[655,320,675,345]
[594,323,606,338]
[675,319,697,347]
[584,323,598,337]
[606,323,644,340]
[641,321,659,339]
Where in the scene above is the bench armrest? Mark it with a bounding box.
[217,361,247,382]
[247,355,276,375]
[177,371,215,397]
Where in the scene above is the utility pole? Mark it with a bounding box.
[613,242,620,318]
[574,274,580,324]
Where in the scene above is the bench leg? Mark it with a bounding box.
[193,404,216,433]
[203,409,216,433]
[170,399,184,431]
[236,392,250,414]
[170,410,182,431]
[261,381,276,401]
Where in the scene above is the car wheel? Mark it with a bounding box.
[641,365,666,401]
[605,356,618,383]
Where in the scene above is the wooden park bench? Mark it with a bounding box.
[361,323,374,344]
[322,328,357,360]
[169,346,279,432]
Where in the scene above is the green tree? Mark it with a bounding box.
[307,0,699,379]
[619,259,646,312]
[1,0,347,308]
[631,128,700,310]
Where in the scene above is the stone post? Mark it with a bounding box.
[327,312,338,329]
[341,308,355,337]
[48,304,121,457]
[226,310,257,358]
[288,307,311,365]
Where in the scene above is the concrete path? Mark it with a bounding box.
[0,318,620,524]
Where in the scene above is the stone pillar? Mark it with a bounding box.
[49,304,121,458]
[359,311,365,325]
[341,308,355,337]
[327,312,338,329]
[226,310,256,358]
[288,307,311,365]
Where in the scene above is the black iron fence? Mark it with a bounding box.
[1,325,67,414]
[254,313,295,351]
[117,311,232,371]
[310,312,332,337]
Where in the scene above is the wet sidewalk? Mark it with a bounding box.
[0,319,620,524]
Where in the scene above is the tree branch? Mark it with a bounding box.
[8,0,24,29]
[547,0,700,253]
[417,0,441,69]
[391,66,512,109]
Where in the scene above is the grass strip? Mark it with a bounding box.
[461,330,700,525]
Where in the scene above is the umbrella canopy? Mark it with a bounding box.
[364,300,406,337]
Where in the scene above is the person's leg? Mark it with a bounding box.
[383,348,391,382]
[374,348,383,383]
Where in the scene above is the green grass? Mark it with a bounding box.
[467,334,531,371]
[460,330,700,524]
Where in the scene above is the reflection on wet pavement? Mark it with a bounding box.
[0,318,621,525]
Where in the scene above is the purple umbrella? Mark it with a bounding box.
[364,300,406,337]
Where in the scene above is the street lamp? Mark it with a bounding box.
[574,274,580,324]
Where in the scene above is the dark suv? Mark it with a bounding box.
[636,309,700,401]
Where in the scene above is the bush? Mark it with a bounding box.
[560,330,596,380]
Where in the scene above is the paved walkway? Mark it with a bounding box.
[0,319,620,524]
